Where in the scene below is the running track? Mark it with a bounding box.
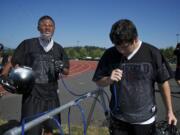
[67,60,97,77]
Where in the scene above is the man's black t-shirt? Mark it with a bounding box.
[12,38,69,99]
[93,42,173,123]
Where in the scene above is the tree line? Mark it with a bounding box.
[65,45,177,63]
[64,46,106,60]
[3,46,177,63]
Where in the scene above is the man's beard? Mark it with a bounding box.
[40,32,53,41]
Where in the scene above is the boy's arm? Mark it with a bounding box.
[159,81,177,125]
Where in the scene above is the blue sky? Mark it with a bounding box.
[0,0,180,49]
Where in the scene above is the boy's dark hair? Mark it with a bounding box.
[38,15,55,27]
[109,19,138,46]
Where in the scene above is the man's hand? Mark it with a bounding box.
[110,69,123,82]
[167,111,177,125]
[95,68,123,87]
[54,60,64,73]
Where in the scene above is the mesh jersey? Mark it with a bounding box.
[12,38,69,99]
[93,42,173,123]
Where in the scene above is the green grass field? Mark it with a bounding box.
[61,125,109,135]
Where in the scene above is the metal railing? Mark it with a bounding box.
[3,88,109,135]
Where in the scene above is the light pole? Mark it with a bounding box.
[176,33,180,43]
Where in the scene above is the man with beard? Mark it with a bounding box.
[1,15,69,135]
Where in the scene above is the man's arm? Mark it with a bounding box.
[0,60,13,96]
[95,76,113,87]
[94,69,123,87]
[158,80,177,125]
